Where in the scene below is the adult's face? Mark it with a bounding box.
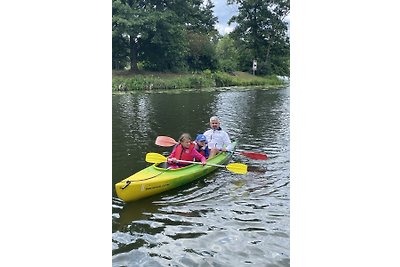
[210,119,220,130]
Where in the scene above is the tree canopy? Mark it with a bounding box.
[112,0,290,76]
[228,0,290,75]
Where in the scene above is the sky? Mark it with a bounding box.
[211,0,238,35]
[211,0,290,35]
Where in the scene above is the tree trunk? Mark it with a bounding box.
[129,35,139,73]
[265,42,271,63]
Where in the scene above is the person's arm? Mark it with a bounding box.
[168,146,177,163]
[221,131,232,152]
[204,146,210,158]
[204,130,218,149]
[192,148,206,165]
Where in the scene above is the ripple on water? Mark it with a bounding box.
[113,87,290,267]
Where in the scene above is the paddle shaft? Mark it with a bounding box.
[145,152,247,174]
[169,158,247,174]
[175,159,226,168]
[155,136,267,160]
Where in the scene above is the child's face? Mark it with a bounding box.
[198,140,206,147]
[181,138,192,148]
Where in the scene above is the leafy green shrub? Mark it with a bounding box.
[112,71,285,91]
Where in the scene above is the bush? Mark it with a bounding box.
[112,71,285,91]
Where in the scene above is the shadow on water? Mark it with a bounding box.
[112,86,290,266]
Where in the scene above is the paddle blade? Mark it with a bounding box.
[155,136,178,147]
[240,151,268,160]
[145,153,168,164]
[226,163,248,174]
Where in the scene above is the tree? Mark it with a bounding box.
[227,0,290,75]
[112,0,218,72]
[112,33,130,70]
[184,0,219,71]
[186,32,218,71]
[215,36,239,72]
[140,13,189,71]
[112,0,160,72]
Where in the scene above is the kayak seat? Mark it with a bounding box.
[156,162,169,169]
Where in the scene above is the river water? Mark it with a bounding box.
[112,85,290,266]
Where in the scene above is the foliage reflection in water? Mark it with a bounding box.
[112,86,289,266]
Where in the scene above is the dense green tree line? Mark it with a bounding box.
[112,0,290,76]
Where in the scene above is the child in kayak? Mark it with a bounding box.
[167,133,206,169]
[194,134,210,159]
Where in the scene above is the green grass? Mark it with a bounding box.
[112,70,287,91]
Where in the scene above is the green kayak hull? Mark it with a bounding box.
[115,142,236,202]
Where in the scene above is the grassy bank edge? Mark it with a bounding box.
[112,71,288,91]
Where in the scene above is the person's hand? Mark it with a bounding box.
[168,157,177,163]
[220,148,227,152]
[201,160,206,166]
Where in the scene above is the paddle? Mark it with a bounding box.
[145,152,248,174]
[155,135,268,160]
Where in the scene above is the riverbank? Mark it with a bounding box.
[112,70,288,91]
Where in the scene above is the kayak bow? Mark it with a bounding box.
[115,142,238,202]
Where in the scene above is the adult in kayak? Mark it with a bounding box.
[167,133,207,169]
[203,116,232,158]
[194,134,210,159]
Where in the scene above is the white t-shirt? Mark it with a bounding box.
[203,128,232,151]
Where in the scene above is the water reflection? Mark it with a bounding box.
[112,86,290,266]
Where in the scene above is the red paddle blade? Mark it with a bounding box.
[240,151,268,160]
[155,136,178,147]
